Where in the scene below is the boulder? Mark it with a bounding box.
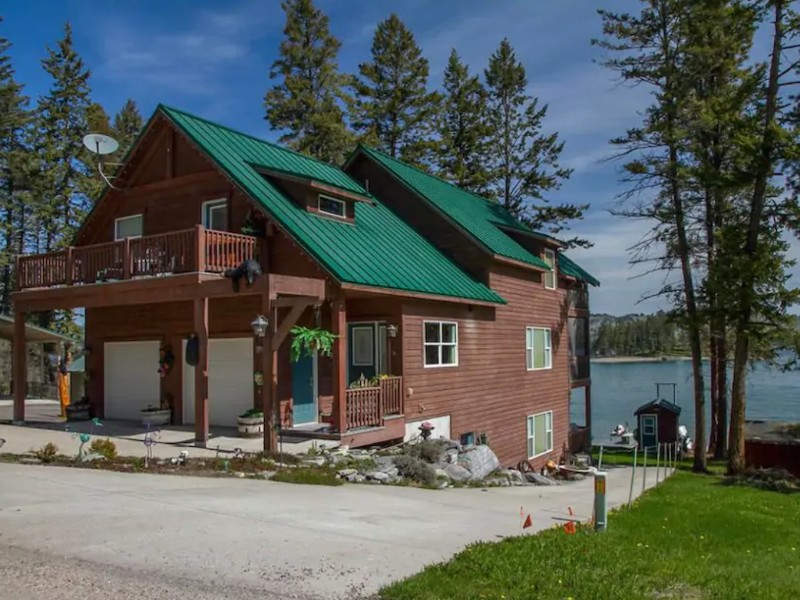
[526,472,558,486]
[302,457,327,467]
[484,476,511,487]
[379,466,399,479]
[367,471,389,483]
[375,455,396,468]
[444,449,459,465]
[458,446,500,481]
[434,468,450,480]
[81,452,105,463]
[444,464,472,483]
[337,468,357,478]
[503,468,526,486]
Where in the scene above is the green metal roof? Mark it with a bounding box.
[558,253,600,287]
[355,145,550,270]
[158,106,504,304]
[354,145,599,287]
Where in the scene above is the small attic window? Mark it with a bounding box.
[318,194,346,219]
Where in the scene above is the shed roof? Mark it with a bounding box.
[634,398,682,416]
[158,106,504,305]
[352,145,599,286]
[745,421,800,446]
[0,315,79,344]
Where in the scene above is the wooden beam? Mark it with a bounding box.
[126,123,169,185]
[166,128,175,179]
[12,310,26,423]
[331,297,347,433]
[256,167,374,204]
[262,293,278,453]
[124,171,218,197]
[492,254,548,273]
[273,302,309,349]
[193,298,209,446]
[271,295,319,308]
[269,274,325,299]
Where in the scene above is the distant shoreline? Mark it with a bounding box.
[591,355,693,364]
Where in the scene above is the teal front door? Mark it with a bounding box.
[292,352,316,424]
[640,414,658,450]
[348,323,376,384]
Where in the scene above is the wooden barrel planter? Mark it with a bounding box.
[237,410,264,438]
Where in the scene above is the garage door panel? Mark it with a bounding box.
[183,338,253,427]
[104,341,161,421]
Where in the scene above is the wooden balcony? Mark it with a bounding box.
[568,286,590,311]
[345,376,404,431]
[16,226,259,290]
[570,355,590,381]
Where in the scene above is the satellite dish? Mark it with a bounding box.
[82,133,122,190]
[83,133,120,155]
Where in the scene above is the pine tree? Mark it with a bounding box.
[265,0,353,164]
[353,13,440,167]
[484,39,584,243]
[437,49,492,194]
[112,98,144,155]
[0,17,31,314]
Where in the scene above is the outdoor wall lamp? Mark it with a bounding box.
[250,315,269,338]
[386,324,398,338]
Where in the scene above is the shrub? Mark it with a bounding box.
[407,439,448,464]
[89,438,118,460]
[239,408,263,419]
[33,442,58,463]
[271,466,343,486]
[258,451,301,465]
[393,455,436,485]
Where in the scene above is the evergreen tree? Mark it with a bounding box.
[484,39,584,243]
[265,0,353,164]
[437,49,492,194]
[353,13,440,167]
[112,98,144,154]
[0,17,30,314]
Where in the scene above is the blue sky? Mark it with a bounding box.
[3,0,795,315]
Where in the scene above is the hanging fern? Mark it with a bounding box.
[290,326,337,362]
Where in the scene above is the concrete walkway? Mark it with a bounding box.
[0,462,664,599]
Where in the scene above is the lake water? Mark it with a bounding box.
[570,360,800,441]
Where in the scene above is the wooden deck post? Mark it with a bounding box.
[331,297,347,433]
[194,225,206,273]
[122,238,131,279]
[193,297,209,446]
[262,292,278,453]
[12,310,26,423]
[65,247,74,286]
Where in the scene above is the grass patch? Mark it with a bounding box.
[591,447,725,474]
[270,466,343,486]
[381,473,800,600]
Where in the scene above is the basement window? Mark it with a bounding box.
[318,194,346,219]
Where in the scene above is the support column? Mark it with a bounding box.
[12,310,26,423]
[193,297,209,446]
[331,297,347,434]
[262,293,278,453]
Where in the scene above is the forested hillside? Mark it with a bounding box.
[590,312,690,357]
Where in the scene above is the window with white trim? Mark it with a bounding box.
[526,327,552,370]
[318,194,346,218]
[202,199,228,231]
[114,214,143,240]
[527,411,553,458]
[543,248,556,289]
[423,321,458,367]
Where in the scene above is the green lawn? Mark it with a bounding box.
[381,473,800,600]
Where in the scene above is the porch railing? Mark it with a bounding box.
[345,375,404,431]
[16,225,259,290]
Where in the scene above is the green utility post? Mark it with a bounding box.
[594,471,608,532]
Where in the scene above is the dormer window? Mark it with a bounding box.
[318,194,347,219]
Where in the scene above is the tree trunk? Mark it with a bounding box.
[708,332,719,456]
[728,0,784,475]
[715,330,728,460]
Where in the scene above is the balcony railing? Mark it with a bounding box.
[16,225,259,290]
[570,355,591,381]
[345,376,404,430]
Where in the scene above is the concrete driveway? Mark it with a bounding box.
[0,462,661,599]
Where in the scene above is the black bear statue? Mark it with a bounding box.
[224,259,263,293]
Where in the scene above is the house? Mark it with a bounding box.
[10,105,597,468]
[745,420,800,478]
[634,398,682,451]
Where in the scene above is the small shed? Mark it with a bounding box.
[634,398,681,450]
[745,421,800,477]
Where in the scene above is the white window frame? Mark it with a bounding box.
[543,248,557,290]
[527,411,554,459]
[202,199,228,231]
[317,194,347,219]
[350,325,375,367]
[526,327,552,371]
[423,321,458,368]
[114,214,143,241]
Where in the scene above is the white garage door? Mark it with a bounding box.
[104,341,161,421]
[183,338,254,427]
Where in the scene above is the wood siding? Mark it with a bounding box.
[399,263,570,468]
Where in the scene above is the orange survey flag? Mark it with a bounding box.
[58,371,70,416]
[523,515,533,529]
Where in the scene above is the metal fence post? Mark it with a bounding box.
[642,447,648,493]
[656,443,661,484]
[628,445,638,508]
[594,471,608,532]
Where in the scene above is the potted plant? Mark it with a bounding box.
[290,326,337,361]
[237,408,264,438]
[141,395,172,427]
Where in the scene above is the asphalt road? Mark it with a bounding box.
[0,462,657,599]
